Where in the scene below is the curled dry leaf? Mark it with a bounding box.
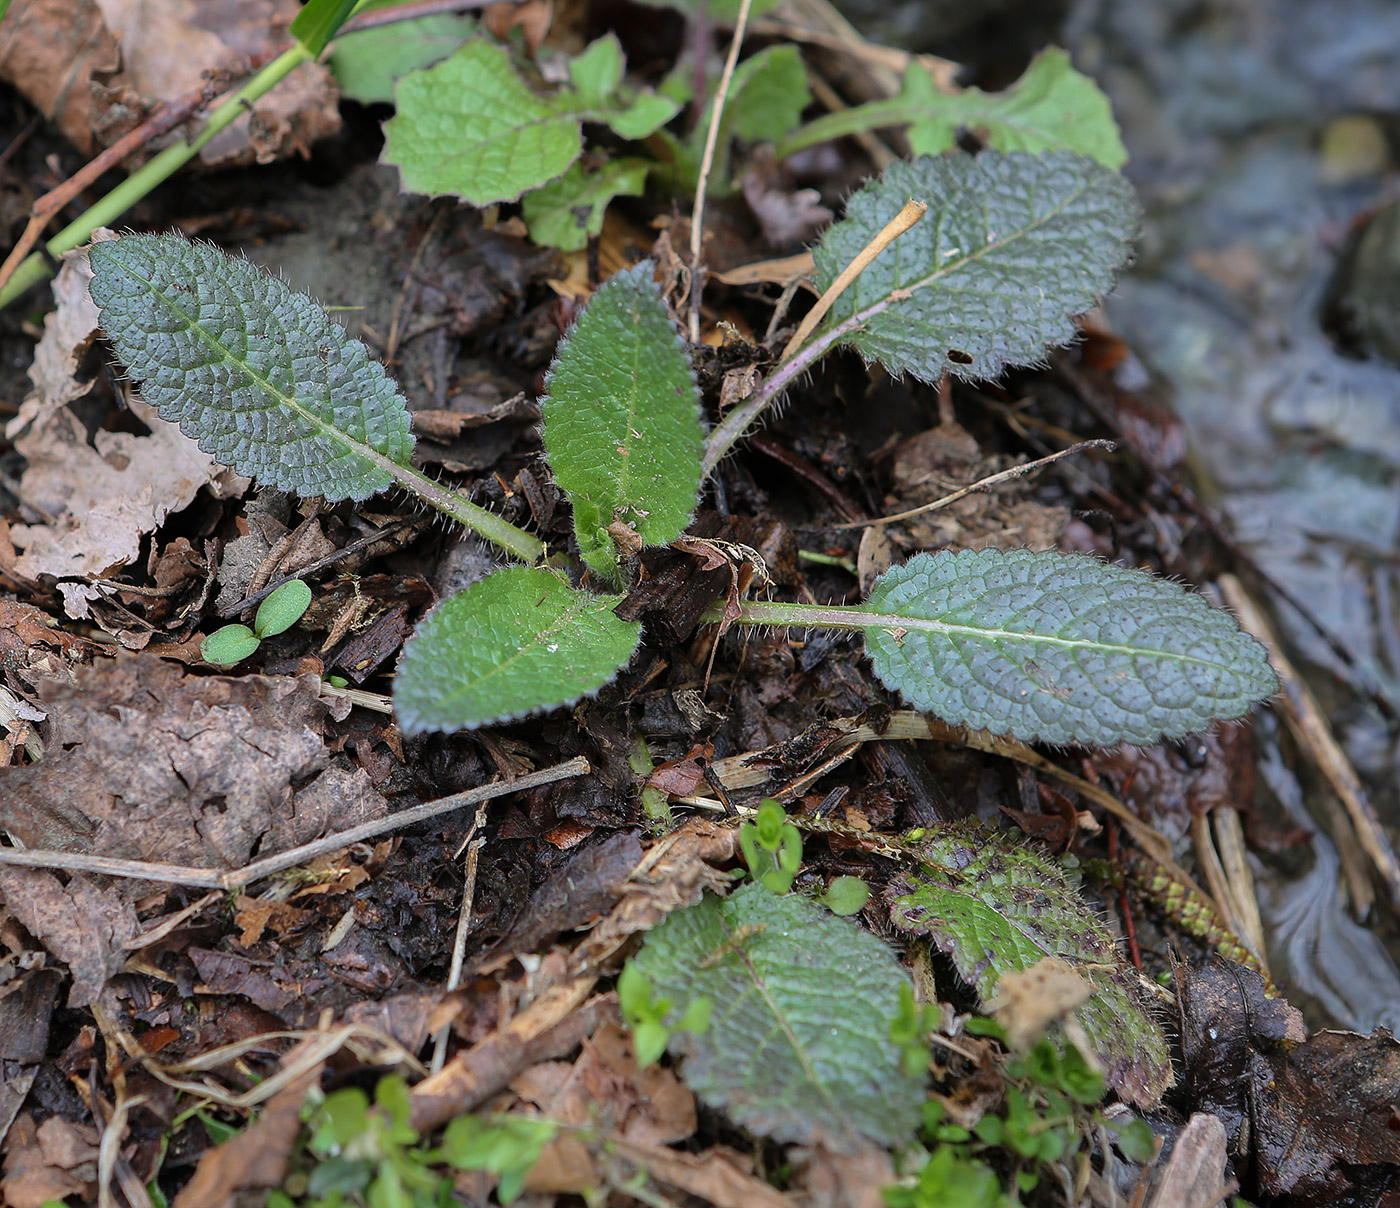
[0,0,339,165]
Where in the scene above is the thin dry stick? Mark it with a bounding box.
[1219,574,1400,916]
[779,198,926,363]
[805,72,895,170]
[687,0,756,345]
[0,756,590,889]
[830,439,1116,530]
[431,803,489,1073]
[0,80,219,294]
[1189,811,1265,968]
[1212,805,1268,967]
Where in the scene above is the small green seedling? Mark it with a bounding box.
[822,875,871,916]
[889,983,939,1080]
[201,579,313,667]
[285,1073,557,1207]
[300,1075,441,1206]
[439,1114,558,1206]
[884,1032,1158,1208]
[739,798,802,894]
[616,960,713,1067]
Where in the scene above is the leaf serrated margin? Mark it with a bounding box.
[814,150,1139,384]
[541,261,705,580]
[887,822,1174,1107]
[632,883,925,1148]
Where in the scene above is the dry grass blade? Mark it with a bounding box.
[830,438,1116,530]
[1220,574,1400,916]
[0,756,591,889]
[779,197,927,363]
[688,0,756,344]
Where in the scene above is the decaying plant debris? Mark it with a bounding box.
[1,2,1399,1207]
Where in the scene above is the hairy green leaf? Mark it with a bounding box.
[382,37,678,205]
[779,49,1125,169]
[813,151,1138,383]
[393,567,641,733]
[520,158,651,251]
[542,262,704,580]
[631,883,924,1148]
[863,549,1277,747]
[330,4,477,105]
[88,234,414,502]
[887,822,1172,1107]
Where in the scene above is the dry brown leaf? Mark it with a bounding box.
[234,896,314,947]
[172,1056,322,1208]
[0,969,62,1148]
[797,1136,895,1208]
[0,0,339,165]
[0,657,384,870]
[989,957,1096,1051]
[511,1023,696,1146]
[0,1114,98,1208]
[0,870,138,1007]
[5,245,103,441]
[8,394,243,619]
[611,1138,794,1208]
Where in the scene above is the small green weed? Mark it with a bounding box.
[201,579,313,668]
[276,1075,557,1207]
[617,962,713,1068]
[885,1032,1158,1208]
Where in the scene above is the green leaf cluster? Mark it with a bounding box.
[277,1076,556,1207]
[617,962,713,1068]
[885,1034,1156,1208]
[651,45,812,195]
[380,35,678,209]
[780,48,1126,169]
[87,131,1276,744]
[738,798,803,893]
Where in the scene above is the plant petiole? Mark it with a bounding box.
[0,45,313,309]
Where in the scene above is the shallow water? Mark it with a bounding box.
[839,0,1400,1029]
[1061,0,1400,1028]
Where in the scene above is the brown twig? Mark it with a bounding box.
[0,756,591,889]
[829,438,1116,531]
[687,0,755,344]
[0,77,230,293]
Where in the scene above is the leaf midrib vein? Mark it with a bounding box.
[128,256,378,469]
[436,596,615,710]
[729,919,847,1132]
[864,610,1240,675]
